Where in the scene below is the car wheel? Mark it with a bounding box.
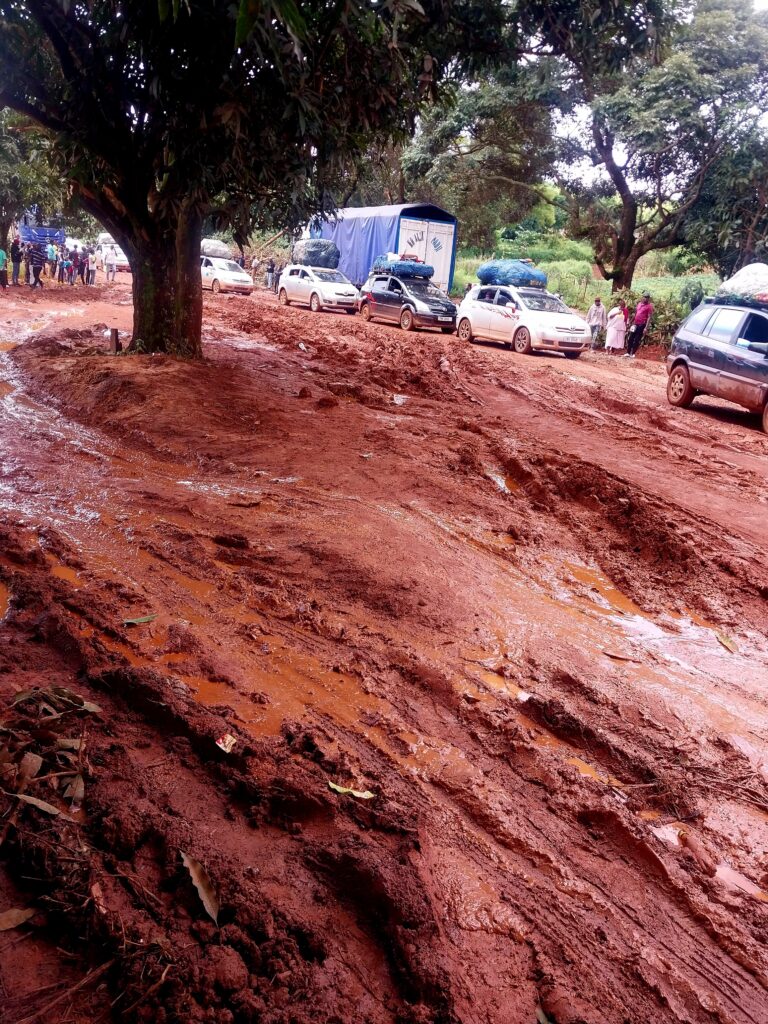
[762,401,768,434]
[310,292,322,313]
[279,289,289,306]
[513,327,532,354]
[457,318,473,342]
[564,351,582,360]
[360,303,372,321]
[400,307,415,332]
[212,279,221,294]
[666,364,695,408]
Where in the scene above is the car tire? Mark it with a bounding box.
[513,327,532,354]
[360,303,372,322]
[279,289,289,306]
[310,292,322,313]
[400,308,415,332]
[457,318,473,342]
[667,363,695,408]
[212,279,221,294]
[564,351,582,360]
[762,401,768,434]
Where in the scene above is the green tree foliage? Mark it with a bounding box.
[541,0,768,289]
[401,75,558,249]
[0,112,65,249]
[683,129,768,278]
[0,0,504,355]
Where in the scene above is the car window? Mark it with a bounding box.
[477,287,497,304]
[388,279,403,294]
[682,306,714,335]
[737,312,768,345]
[496,290,516,307]
[704,308,744,343]
[517,290,567,312]
[223,260,244,274]
[201,258,210,267]
[288,268,300,277]
[300,270,310,279]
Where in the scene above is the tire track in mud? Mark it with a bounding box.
[1,296,768,1022]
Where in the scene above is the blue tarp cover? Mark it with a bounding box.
[372,256,434,278]
[18,225,66,245]
[477,259,548,288]
[318,203,455,288]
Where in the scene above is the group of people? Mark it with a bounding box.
[0,237,120,291]
[252,256,284,292]
[586,293,655,357]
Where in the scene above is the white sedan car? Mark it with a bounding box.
[201,256,254,295]
[278,265,359,313]
[457,284,591,358]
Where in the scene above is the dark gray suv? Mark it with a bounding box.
[666,301,768,432]
[358,273,457,333]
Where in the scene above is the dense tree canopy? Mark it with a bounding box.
[397,0,768,288]
[0,0,510,355]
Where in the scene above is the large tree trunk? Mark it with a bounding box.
[610,256,639,293]
[0,218,12,252]
[127,207,204,358]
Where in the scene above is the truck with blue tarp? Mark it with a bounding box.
[315,203,457,293]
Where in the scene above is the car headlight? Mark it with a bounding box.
[413,300,431,314]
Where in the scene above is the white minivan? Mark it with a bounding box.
[200,256,253,295]
[457,285,591,358]
[278,265,359,313]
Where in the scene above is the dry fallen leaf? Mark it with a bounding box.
[18,752,43,785]
[14,792,75,821]
[0,907,35,932]
[65,774,85,813]
[328,781,375,800]
[716,632,738,654]
[180,852,219,925]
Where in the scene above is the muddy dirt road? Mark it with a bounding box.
[1,281,767,1024]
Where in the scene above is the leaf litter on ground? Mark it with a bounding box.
[0,906,36,931]
[180,852,219,925]
[328,781,376,800]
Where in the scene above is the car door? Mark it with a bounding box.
[490,288,519,342]
[471,287,498,338]
[384,277,406,321]
[201,257,213,289]
[284,267,301,300]
[694,307,746,394]
[367,275,390,318]
[720,310,768,410]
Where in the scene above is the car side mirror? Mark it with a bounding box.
[747,342,768,355]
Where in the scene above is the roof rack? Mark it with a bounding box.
[704,294,768,311]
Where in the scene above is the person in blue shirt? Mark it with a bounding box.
[0,246,7,290]
[46,242,56,278]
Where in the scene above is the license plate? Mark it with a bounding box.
[438,316,452,322]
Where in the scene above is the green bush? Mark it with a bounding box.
[496,229,593,264]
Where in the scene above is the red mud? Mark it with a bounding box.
[1,280,768,1023]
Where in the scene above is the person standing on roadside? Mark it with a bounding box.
[29,243,45,288]
[626,293,654,358]
[22,243,32,284]
[586,296,607,349]
[87,249,97,285]
[250,252,260,283]
[265,257,275,289]
[46,241,56,278]
[77,248,87,285]
[273,262,283,294]
[605,299,627,354]
[10,236,21,286]
[0,244,7,291]
[105,245,117,283]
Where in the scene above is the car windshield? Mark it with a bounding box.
[406,280,447,299]
[221,260,245,274]
[518,290,568,312]
[314,270,348,283]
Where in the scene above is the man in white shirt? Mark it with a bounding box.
[586,296,608,349]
